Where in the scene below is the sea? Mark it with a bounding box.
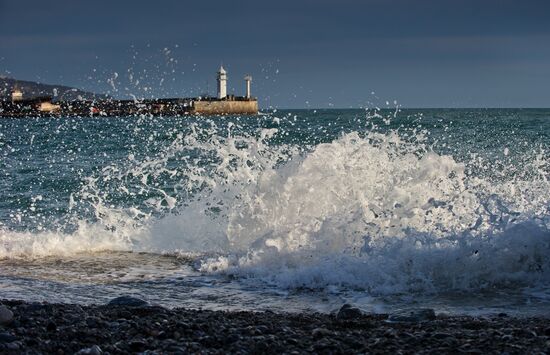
[0,108,549,317]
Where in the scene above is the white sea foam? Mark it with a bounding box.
[0,222,132,258]
[1,118,549,297]
[179,129,549,294]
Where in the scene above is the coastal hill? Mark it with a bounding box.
[0,76,109,101]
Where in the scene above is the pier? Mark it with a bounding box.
[0,67,258,117]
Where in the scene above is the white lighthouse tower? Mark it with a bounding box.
[217,66,227,99]
[244,75,252,99]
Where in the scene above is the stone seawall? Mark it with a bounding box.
[191,100,258,115]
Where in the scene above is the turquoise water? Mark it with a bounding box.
[0,109,549,315]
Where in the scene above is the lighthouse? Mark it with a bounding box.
[244,75,252,99]
[217,66,227,99]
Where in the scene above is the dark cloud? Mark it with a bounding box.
[0,0,549,107]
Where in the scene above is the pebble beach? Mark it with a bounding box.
[1,298,549,354]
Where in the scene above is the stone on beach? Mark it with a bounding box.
[0,332,17,343]
[312,327,332,338]
[336,303,364,320]
[107,296,149,307]
[0,305,13,325]
[76,345,103,355]
[387,308,437,323]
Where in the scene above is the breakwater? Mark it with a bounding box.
[0,96,258,117]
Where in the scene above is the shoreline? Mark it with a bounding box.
[0,299,549,353]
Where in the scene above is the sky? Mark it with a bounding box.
[1,0,549,108]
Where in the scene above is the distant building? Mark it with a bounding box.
[8,87,60,113]
[217,66,227,99]
[11,88,23,102]
[38,101,61,113]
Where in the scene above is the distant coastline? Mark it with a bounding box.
[0,77,109,102]
[0,67,258,117]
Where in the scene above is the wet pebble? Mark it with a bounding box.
[107,296,149,307]
[85,316,100,327]
[129,339,147,351]
[46,321,57,332]
[432,332,453,339]
[336,304,363,320]
[0,332,17,343]
[75,345,103,355]
[4,341,20,350]
[312,327,332,338]
[387,308,436,323]
[0,305,14,325]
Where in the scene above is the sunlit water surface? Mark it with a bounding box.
[1,109,549,316]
